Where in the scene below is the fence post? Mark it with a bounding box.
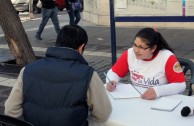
[109,0,117,65]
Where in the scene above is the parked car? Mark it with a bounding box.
[12,0,66,14]
[11,0,41,13]
[11,0,30,13]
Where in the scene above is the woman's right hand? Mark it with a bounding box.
[106,81,117,92]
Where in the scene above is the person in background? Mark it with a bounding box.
[106,27,186,100]
[65,0,82,25]
[5,25,112,126]
[35,0,60,40]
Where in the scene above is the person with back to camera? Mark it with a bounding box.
[106,27,186,100]
[5,25,112,126]
[65,0,82,25]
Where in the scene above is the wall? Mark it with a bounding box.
[83,0,194,29]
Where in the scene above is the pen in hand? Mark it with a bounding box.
[103,72,116,87]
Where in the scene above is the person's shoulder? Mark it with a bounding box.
[92,71,100,78]
[160,49,173,54]
[127,47,136,58]
[159,49,174,57]
[128,47,133,52]
[155,49,175,64]
[122,48,133,56]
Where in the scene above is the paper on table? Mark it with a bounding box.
[108,83,141,99]
[151,97,182,112]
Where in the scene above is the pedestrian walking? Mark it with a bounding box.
[65,0,82,25]
[35,0,60,40]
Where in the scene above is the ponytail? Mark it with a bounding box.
[155,32,173,53]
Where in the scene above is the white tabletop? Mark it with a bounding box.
[89,94,194,126]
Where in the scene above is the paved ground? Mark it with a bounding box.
[0,10,194,114]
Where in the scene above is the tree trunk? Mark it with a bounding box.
[0,0,36,65]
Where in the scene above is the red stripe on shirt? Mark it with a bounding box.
[112,50,129,77]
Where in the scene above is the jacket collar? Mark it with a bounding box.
[45,47,88,65]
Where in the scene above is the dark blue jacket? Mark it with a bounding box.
[23,47,94,126]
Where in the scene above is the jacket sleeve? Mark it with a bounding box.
[4,68,25,118]
[87,71,112,122]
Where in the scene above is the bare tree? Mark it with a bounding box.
[0,0,36,65]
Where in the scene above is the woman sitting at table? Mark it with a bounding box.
[106,27,186,100]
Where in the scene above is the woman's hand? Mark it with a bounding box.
[141,88,157,100]
[106,81,117,92]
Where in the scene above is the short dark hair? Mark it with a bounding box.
[135,28,173,54]
[55,25,88,50]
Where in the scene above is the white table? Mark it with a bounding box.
[89,94,194,126]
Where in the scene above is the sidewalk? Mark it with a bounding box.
[1,10,194,114]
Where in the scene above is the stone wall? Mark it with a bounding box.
[83,0,110,25]
[82,0,194,29]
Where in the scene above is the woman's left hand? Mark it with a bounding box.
[141,88,157,100]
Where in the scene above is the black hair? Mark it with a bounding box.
[55,25,88,50]
[134,28,173,54]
